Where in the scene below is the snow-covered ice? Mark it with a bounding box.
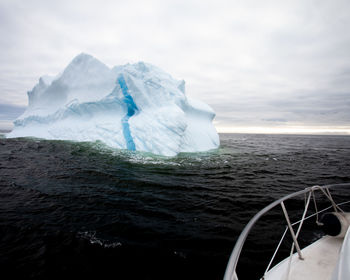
[8,53,220,156]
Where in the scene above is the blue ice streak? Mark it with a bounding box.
[117,75,138,151]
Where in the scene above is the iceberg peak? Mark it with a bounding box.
[72,52,94,60]
[60,53,110,85]
[8,54,220,156]
[65,52,108,73]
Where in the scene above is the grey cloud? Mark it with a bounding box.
[209,86,350,128]
[0,0,349,132]
[262,118,288,122]
[0,103,26,120]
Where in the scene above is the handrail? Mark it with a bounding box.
[223,183,350,280]
[263,199,350,277]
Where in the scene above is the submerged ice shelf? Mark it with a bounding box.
[8,53,220,156]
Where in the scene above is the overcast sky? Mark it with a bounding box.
[1,0,350,133]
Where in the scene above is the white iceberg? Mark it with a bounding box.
[8,53,220,156]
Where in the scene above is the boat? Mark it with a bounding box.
[223,183,350,280]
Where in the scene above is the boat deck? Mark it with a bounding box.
[264,236,343,280]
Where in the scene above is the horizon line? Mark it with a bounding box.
[216,126,350,135]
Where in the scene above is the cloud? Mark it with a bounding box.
[0,0,349,132]
[0,103,25,120]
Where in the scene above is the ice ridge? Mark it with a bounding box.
[118,74,138,151]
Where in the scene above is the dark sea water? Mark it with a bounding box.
[1,133,350,280]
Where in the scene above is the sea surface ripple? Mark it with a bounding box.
[0,133,350,279]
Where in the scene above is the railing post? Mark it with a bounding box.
[224,184,350,280]
[280,202,304,260]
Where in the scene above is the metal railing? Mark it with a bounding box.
[223,183,350,280]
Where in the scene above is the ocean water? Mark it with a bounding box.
[0,133,350,280]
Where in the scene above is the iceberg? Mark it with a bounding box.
[8,53,220,156]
